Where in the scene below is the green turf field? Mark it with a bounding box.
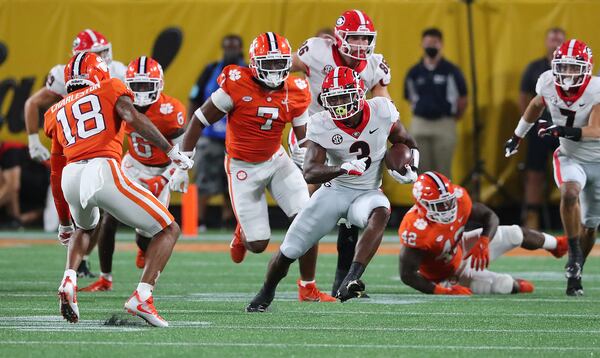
[0,231,598,357]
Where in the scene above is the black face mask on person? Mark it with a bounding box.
[424,47,439,58]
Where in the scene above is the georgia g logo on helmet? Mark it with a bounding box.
[551,39,594,91]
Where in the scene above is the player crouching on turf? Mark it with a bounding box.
[399,172,568,295]
[246,67,419,312]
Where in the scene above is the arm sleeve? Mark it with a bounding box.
[210,88,234,113]
[292,108,309,127]
[50,137,70,223]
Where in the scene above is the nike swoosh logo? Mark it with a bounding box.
[369,128,379,134]
[137,303,152,315]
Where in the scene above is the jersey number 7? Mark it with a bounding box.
[257,106,278,131]
[56,94,106,146]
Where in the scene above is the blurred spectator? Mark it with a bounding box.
[404,28,467,178]
[0,141,50,228]
[519,27,565,229]
[188,34,245,231]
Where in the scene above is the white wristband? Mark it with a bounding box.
[514,117,534,138]
[28,133,41,145]
[194,108,211,127]
[410,148,420,168]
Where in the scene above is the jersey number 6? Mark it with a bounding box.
[56,94,106,146]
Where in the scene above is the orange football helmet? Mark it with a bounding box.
[412,171,457,224]
[64,52,110,91]
[249,32,292,88]
[552,39,593,90]
[334,10,377,60]
[320,66,366,120]
[125,56,164,106]
[72,29,113,64]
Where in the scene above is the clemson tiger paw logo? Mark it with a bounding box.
[412,181,423,200]
[414,218,428,231]
[229,69,242,81]
[160,103,174,115]
[294,78,308,90]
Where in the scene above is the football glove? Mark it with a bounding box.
[140,175,168,197]
[341,157,368,176]
[434,284,472,295]
[28,134,50,162]
[58,224,75,247]
[290,146,307,169]
[538,124,582,141]
[169,168,189,193]
[167,143,194,170]
[504,134,521,157]
[388,165,418,184]
[465,235,490,271]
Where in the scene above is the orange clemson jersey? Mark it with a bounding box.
[124,93,186,166]
[218,64,311,162]
[398,185,473,283]
[43,78,133,164]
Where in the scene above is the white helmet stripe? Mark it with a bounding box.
[139,56,146,74]
[425,171,446,194]
[567,39,576,57]
[266,32,278,51]
[85,29,98,44]
[73,52,86,77]
[332,67,340,88]
[354,9,366,26]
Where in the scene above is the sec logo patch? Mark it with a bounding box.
[332,134,343,145]
[236,170,248,181]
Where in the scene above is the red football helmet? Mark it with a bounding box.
[249,32,292,88]
[320,66,366,120]
[334,10,377,60]
[125,56,164,106]
[64,52,110,91]
[552,39,593,90]
[72,29,113,64]
[412,171,457,224]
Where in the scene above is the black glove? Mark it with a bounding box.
[538,124,582,141]
[504,134,521,157]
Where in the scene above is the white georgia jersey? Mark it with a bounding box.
[45,60,127,96]
[307,97,398,190]
[536,70,600,163]
[298,37,391,115]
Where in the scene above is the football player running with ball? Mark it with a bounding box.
[399,172,568,296]
[289,9,396,295]
[505,39,600,296]
[46,53,192,327]
[79,56,187,292]
[176,33,335,301]
[246,67,418,312]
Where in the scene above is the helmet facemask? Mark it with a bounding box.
[420,192,457,224]
[320,86,365,120]
[251,55,291,88]
[552,58,591,91]
[126,76,163,106]
[336,31,377,60]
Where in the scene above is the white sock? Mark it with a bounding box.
[82,255,89,261]
[101,272,112,282]
[63,269,77,283]
[137,282,154,301]
[542,233,557,250]
[300,280,315,287]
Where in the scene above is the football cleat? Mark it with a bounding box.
[79,276,112,292]
[124,291,168,327]
[246,288,274,313]
[58,276,79,323]
[297,279,336,302]
[336,279,366,302]
[136,248,145,269]
[515,279,535,293]
[229,224,246,264]
[549,235,568,258]
[566,277,584,296]
[565,237,584,296]
[77,259,96,278]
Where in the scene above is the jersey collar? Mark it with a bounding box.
[332,45,367,73]
[332,101,371,138]
[554,76,591,106]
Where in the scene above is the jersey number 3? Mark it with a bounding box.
[56,94,106,146]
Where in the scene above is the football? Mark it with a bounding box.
[385,143,413,175]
